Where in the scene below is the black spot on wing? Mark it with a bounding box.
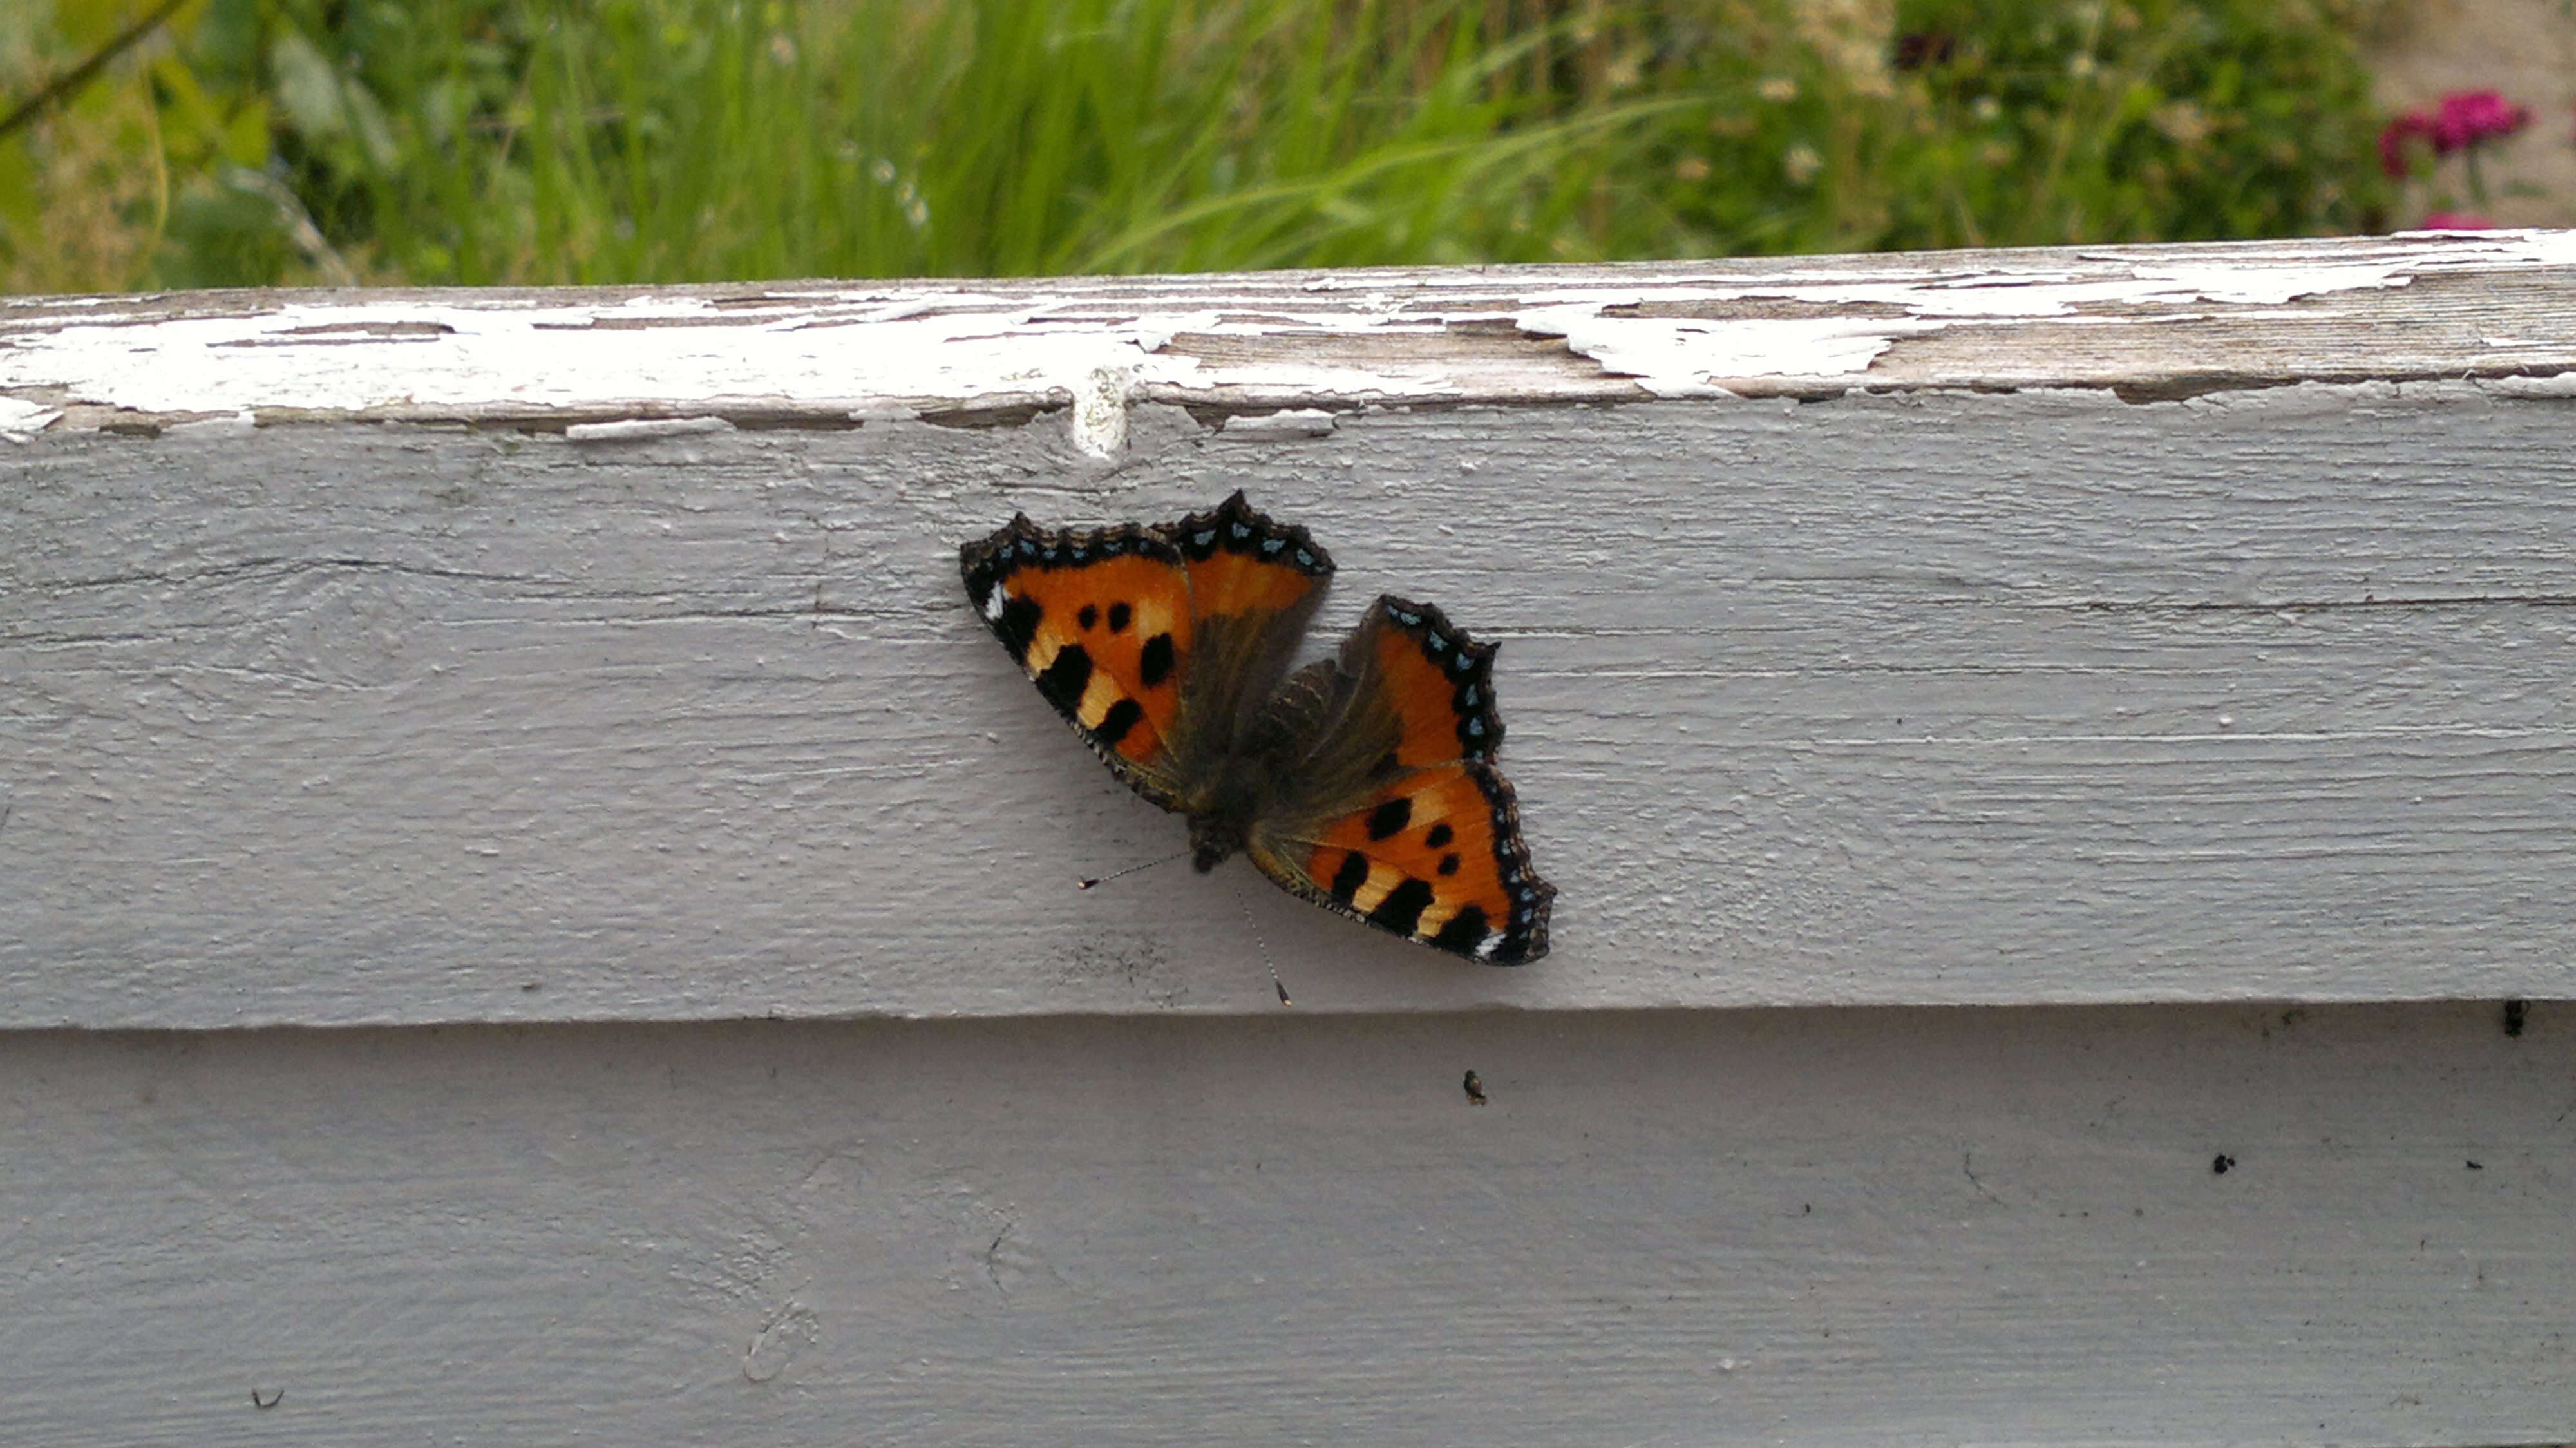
[993,593,1041,663]
[1094,697,1143,748]
[1424,823,1453,848]
[1329,850,1370,905]
[1368,877,1434,937]
[1077,604,1099,631]
[1437,853,1461,876]
[1139,633,1176,689]
[1430,904,1490,955]
[1036,644,1094,714]
[1365,797,1412,841]
[1107,601,1132,633]
[960,514,1181,674]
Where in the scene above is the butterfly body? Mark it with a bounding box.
[961,493,1552,964]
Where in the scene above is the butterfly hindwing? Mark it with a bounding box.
[1258,760,1551,964]
[960,515,1195,807]
[1248,596,1554,964]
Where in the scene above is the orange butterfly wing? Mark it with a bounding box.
[961,517,1197,806]
[1249,597,1553,964]
[1163,494,1333,618]
[960,492,1336,812]
[966,497,1550,965]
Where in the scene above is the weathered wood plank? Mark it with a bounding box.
[1,1005,2563,1446]
[3,232,2574,433]
[7,235,2576,1025]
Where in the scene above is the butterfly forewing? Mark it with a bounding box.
[960,517,1195,806]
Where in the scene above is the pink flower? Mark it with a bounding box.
[2382,91,2529,178]
[2432,90,2530,151]
[2417,211,2496,229]
[2380,110,2434,176]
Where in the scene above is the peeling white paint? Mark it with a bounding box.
[1,232,2571,417]
[0,293,1249,417]
[0,396,61,441]
[1220,407,1340,437]
[565,416,737,443]
[163,410,259,440]
[1513,308,1931,395]
[2485,372,2576,397]
[1495,244,2497,390]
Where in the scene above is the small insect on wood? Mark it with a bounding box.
[963,492,1553,962]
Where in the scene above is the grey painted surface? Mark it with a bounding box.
[3,1005,2566,1446]
[8,244,2576,1442]
[8,384,2576,1024]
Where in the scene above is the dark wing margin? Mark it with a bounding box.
[1365,595,1506,765]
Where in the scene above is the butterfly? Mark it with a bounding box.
[960,491,1553,964]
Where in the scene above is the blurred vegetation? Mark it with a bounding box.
[1,0,2392,294]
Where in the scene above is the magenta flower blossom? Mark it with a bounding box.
[2380,90,2531,186]
[2379,110,2434,177]
[2432,90,2530,152]
[2417,211,2496,229]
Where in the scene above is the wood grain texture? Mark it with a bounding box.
[8,235,2576,1025]
[10,388,2576,1024]
[0,1005,2564,1446]
[3,233,2575,432]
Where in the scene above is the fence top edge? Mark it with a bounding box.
[4,231,2574,433]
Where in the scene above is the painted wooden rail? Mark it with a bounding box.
[10,231,2576,1026]
[3,234,2571,1445]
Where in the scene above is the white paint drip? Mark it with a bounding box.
[1,231,2568,417]
[1069,365,1133,459]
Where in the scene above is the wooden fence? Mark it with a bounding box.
[3,232,2571,1443]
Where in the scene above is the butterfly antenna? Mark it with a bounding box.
[1075,850,1189,891]
[1233,890,1294,1007]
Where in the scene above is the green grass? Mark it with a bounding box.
[1,0,2393,294]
